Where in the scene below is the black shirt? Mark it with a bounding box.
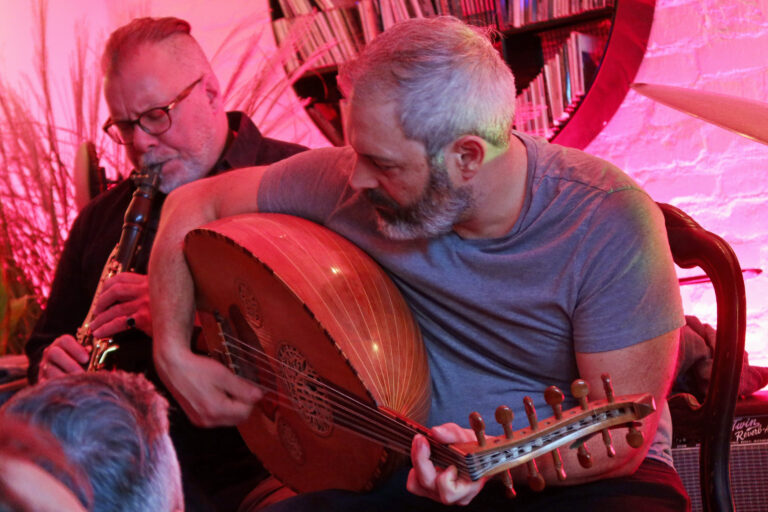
[25,111,307,512]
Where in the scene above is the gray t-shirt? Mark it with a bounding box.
[258,132,684,465]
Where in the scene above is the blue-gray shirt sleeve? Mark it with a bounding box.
[572,188,685,352]
[257,147,354,223]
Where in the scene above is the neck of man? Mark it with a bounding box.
[452,135,528,240]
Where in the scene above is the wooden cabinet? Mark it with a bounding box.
[271,0,655,149]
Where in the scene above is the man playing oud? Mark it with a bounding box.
[149,16,689,511]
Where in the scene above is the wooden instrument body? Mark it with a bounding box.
[183,213,430,492]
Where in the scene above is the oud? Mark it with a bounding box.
[184,213,655,494]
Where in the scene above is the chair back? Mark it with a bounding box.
[659,202,746,512]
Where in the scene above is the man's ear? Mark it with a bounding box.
[448,135,486,181]
[203,74,224,111]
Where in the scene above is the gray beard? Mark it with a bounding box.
[365,160,473,241]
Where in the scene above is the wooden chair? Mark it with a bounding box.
[659,203,747,512]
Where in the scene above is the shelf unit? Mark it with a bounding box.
[270,0,655,149]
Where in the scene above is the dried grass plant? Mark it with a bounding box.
[218,13,336,137]
[0,1,330,355]
[0,0,124,355]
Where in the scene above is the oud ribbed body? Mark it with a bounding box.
[184,213,431,493]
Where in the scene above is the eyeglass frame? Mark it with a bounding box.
[102,76,204,145]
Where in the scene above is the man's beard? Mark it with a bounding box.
[364,158,473,240]
[139,156,206,194]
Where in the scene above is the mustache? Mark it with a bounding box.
[139,152,172,169]
[140,158,163,168]
[364,188,401,210]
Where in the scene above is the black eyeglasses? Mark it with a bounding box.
[102,77,203,145]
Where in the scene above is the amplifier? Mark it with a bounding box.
[672,391,768,512]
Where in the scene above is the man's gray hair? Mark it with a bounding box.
[101,17,203,76]
[338,16,517,158]
[2,371,182,512]
[0,416,93,511]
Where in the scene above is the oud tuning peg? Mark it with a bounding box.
[571,380,594,468]
[472,408,522,496]
[521,397,546,491]
[495,405,514,439]
[544,386,564,419]
[526,460,546,492]
[601,429,616,458]
[473,409,523,497]
[492,406,518,497]
[549,447,567,481]
[598,374,616,457]
[576,442,593,468]
[626,422,645,448]
[543,387,567,480]
[499,470,517,498]
[571,379,590,411]
[601,373,615,403]
[523,396,539,430]
[469,412,486,447]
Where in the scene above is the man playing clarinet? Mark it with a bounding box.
[24,16,306,512]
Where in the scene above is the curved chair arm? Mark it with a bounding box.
[659,202,746,512]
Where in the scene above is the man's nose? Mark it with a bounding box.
[349,157,378,191]
[129,125,158,153]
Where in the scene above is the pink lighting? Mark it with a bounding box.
[0,0,766,369]
[587,0,768,368]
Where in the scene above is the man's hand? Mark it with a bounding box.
[406,423,487,506]
[89,272,152,337]
[38,335,89,382]
[148,167,267,426]
[154,345,263,427]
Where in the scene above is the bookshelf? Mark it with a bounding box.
[271,0,655,149]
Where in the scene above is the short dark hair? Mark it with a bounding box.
[2,371,181,512]
[101,17,192,75]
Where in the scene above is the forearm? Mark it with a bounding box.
[508,415,653,487]
[150,167,269,358]
[508,330,680,488]
[149,180,219,365]
[148,169,267,425]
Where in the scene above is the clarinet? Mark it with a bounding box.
[76,164,162,371]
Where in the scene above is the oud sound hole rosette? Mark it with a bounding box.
[278,343,334,436]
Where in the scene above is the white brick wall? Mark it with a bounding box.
[587,0,768,366]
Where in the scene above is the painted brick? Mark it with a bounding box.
[643,173,720,201]
[728,240,764,268]
[597,0,768,366]
[719,155,768,198]
[636,50,701,85]
[696,35,768,75]
[647,4,706,47]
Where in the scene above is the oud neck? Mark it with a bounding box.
[367,407,471,475]
[355,394,655,482]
